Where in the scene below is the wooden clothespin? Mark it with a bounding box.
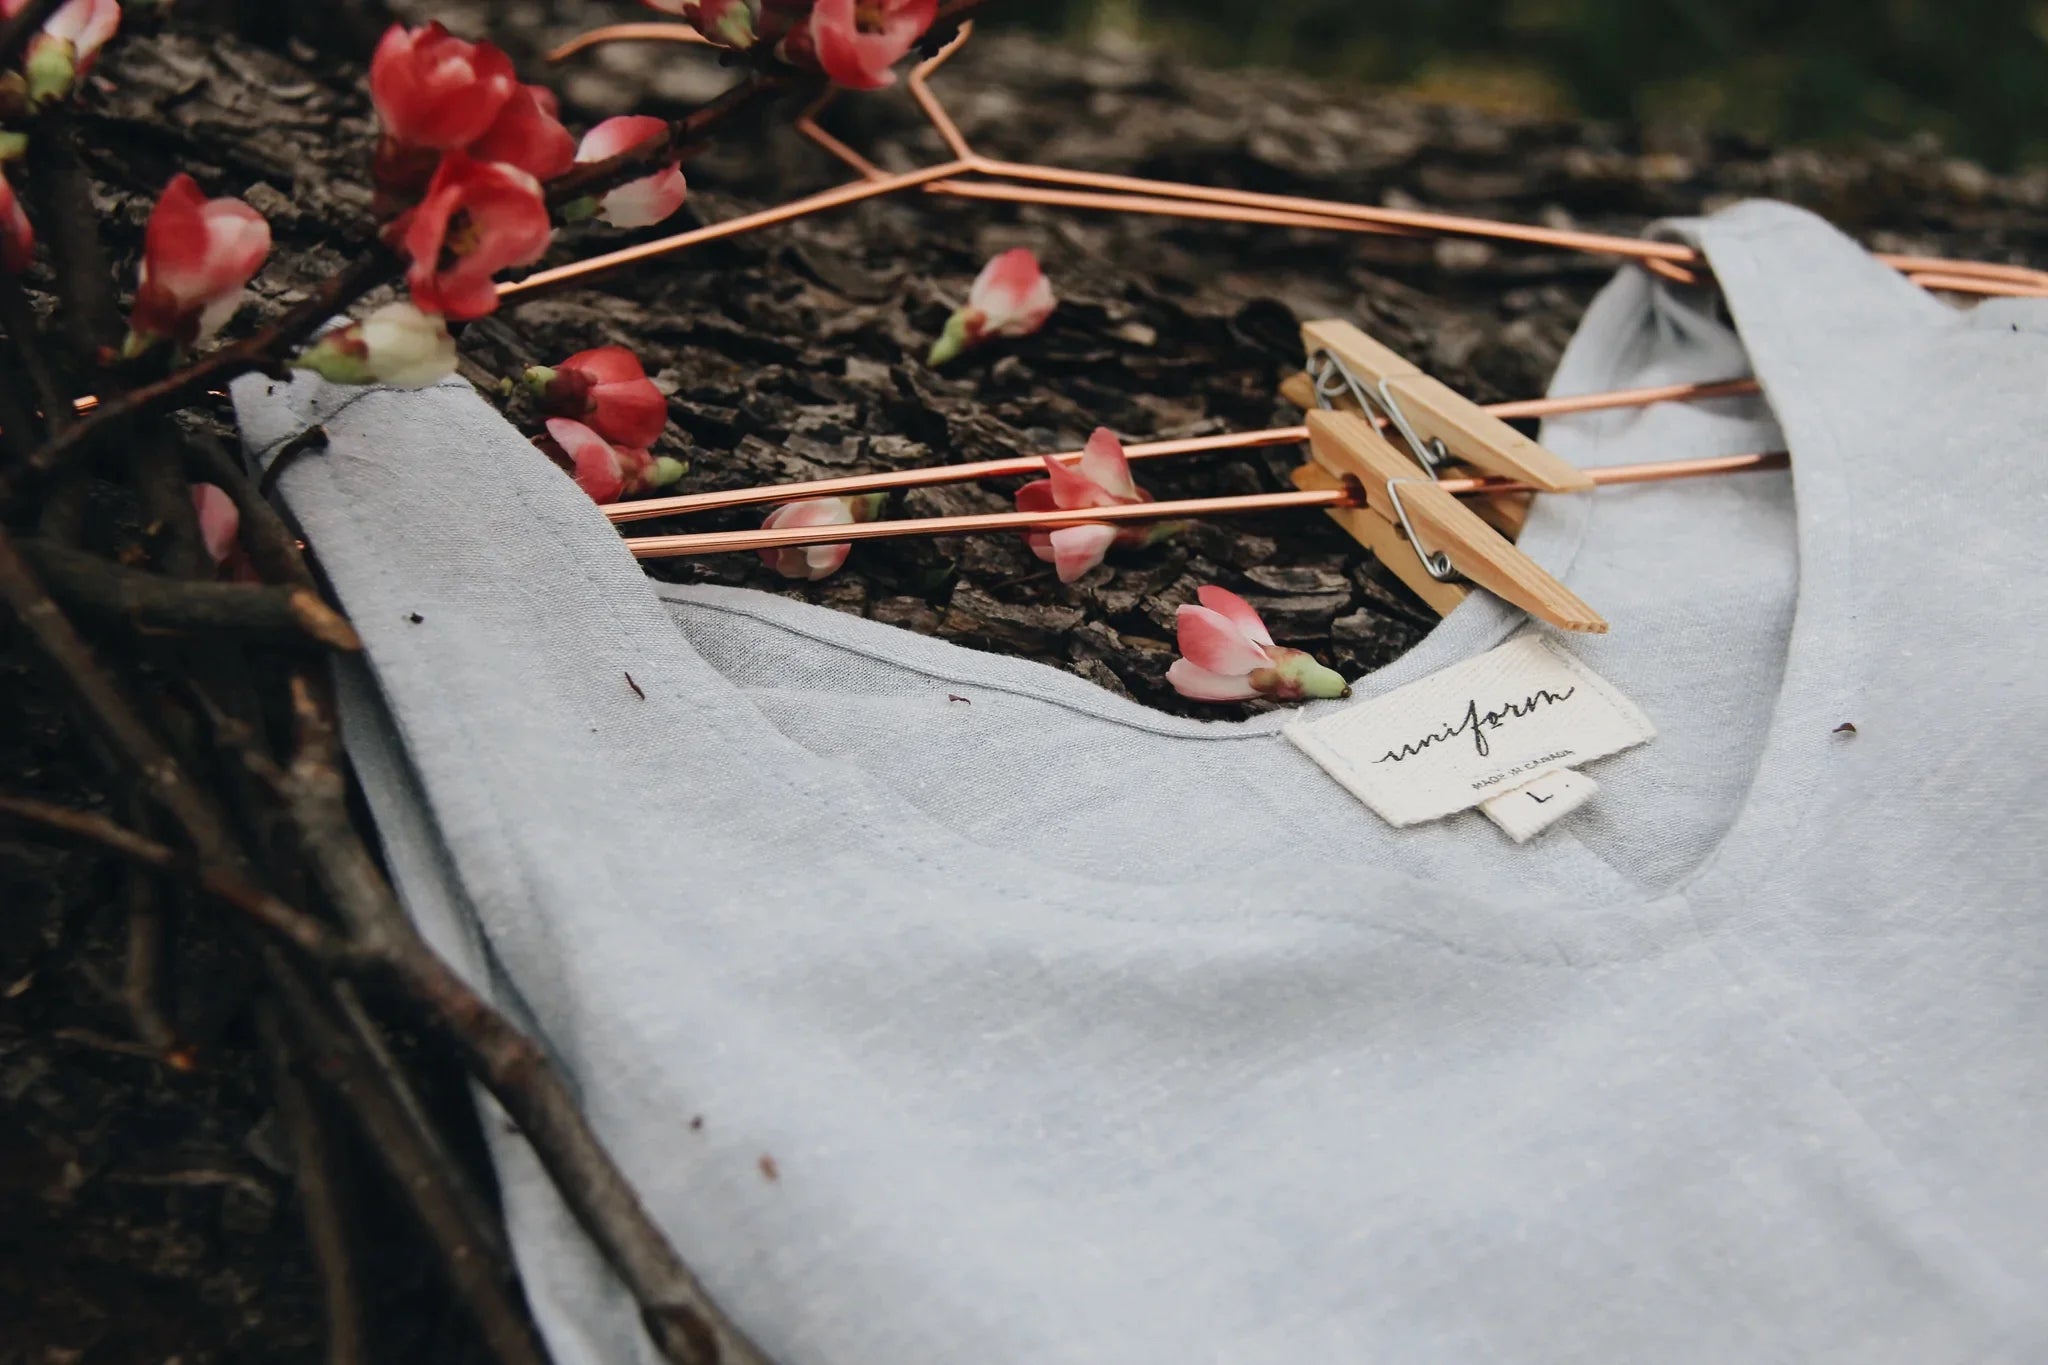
[1298,320,1594,492]
[1285,320,1607,634]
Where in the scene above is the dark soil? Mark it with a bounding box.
[4,7,2044,1363]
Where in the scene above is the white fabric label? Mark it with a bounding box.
[1283,634,1654,829]
[1480,768,1600,843]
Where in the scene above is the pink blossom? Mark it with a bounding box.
[468,84,577,183]
[124,174,272,354]
[808,0,936,90]
[191,483,257,582]
[392,151,552,320]
[524,345,669,449]
[535,418,682,504]
[21,0,120,103]
[369,23,518,151]
[1014,427,1159,583]
[538,418,634,504]
[929,247,1056,365]
[1167,586,1349,703]
[572,117,688,229]
[758,494,885,580]
[0,168,31,275]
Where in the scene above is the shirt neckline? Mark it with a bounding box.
[668,205,1910,909]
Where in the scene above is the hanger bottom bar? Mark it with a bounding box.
[623,450,1789,560]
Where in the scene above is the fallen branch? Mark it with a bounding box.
[276,679,768,1365]
[259,1000,368,1365]
[21,538,362,649]
[265,952,552,1365]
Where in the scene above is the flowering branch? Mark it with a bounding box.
[1,67,782,509]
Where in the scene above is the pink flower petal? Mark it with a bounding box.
[599,167,688,229]
[1077,427,1138,500]
[1014,478,1059,513]
[1040,451,1112,509]
[1048,523,1119,583]
[762,497,857,531]
[575,114,666,163]
[190,483,240,567]
[1166,659,1260,702]
[1175,603,1271,676]
[759,498,858,579]
[545,418,625,503]
[1194,584,1274,647]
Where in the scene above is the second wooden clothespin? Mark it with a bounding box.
[1297,410,1606,633]
[1286,320,1607,634]
[1297,319,1595,493]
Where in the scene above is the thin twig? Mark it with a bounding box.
[0,251,394,505]
[0,271,72,433]
[544,73,784,205]
[20,538,361,649]
[0,793,355,964]
[120,794,183,1062]
[259,1000,368,1365]
[22,112,125,365]
[258,424,329,500]
[276,679,766,1365]
[265,950,552,1365]
[0,522,246,864]
[186,432,319,589]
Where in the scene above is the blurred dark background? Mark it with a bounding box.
[994,0,2048,168]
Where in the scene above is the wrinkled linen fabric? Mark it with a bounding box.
[236,202,2048,1364]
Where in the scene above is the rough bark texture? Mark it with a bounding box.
[4,8,2044,1363]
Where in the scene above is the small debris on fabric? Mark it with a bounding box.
[625,671,645,700]
[406,612,424,624]
[757,1154,779,1182]
[1833,722,1858,735]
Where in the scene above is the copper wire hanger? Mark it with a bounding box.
[508,22,1994,611]
[524,22,2048,301]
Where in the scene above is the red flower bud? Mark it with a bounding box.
[534,418,669,504]
[124,174,272,354]
[808,0,937,90]
[524,345,668,449]
[369,22,518,151]
[393,151,552,321]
